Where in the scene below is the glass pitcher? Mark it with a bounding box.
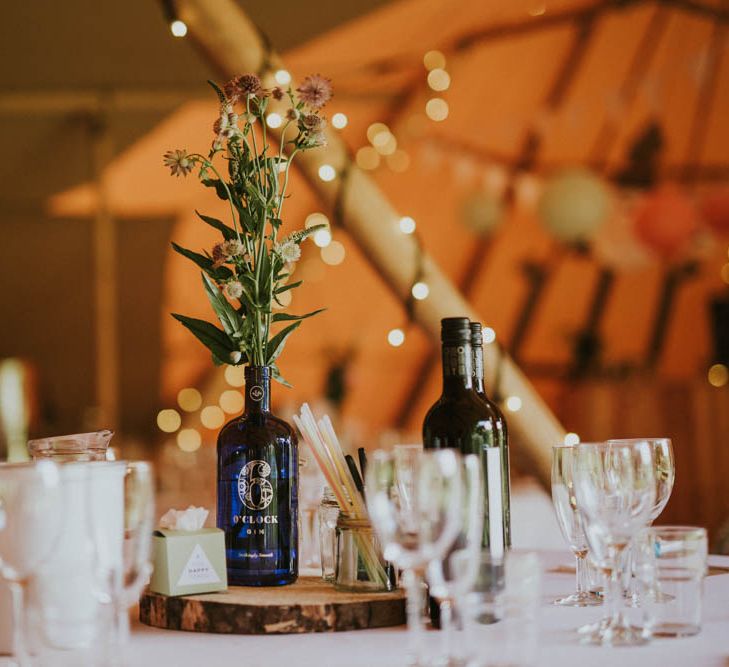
[28,430,113,462]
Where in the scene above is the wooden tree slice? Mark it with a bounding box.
[139,577,405,634]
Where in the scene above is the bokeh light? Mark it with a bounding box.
[332,113,348,129]
[412,282,430,300]
[224,365,245,387]
[388,328,405,347]
[399,216,416,234]
[314,228,332,248]
[220,390,244,414]
[425,98,449,121]
[266,113,282,128]
[423,50,446,71]
[366,122,389,144]
[427,68,451,91]
[505,396,522,412]
[177,387,202,412]
[321,240,346,265]
[274,69,291,85]
[201,406,226,430]
[318,164,336,182]
[708,363,728,387]
[177,428,201,452]
[157,409,181,433]
[305,212,329,229]
[170,20,187,37]
[356,146,381,170]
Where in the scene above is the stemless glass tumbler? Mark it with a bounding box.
[637,526,708,638]
[573,441,656,646]
[551,444,602,607]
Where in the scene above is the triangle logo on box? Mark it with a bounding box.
[176,543,222,586]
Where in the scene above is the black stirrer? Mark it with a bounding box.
[358,447,368,480]
[345,454,365,500]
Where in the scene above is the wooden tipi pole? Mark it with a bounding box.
[175,0,565,484]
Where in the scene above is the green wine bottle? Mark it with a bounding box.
[470,321,511,548]
[422,317,507,556]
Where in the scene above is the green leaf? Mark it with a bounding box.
[266,321,301,365]
[171,242,233,280]
[274,280,302,295]
[270,364,292,388]
[171,314,243,365]
[202,178,230,201]
[201,273,244,339]
[272,308,325,323]
[195,211,238,241]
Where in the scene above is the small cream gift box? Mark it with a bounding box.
[149,507,227,597]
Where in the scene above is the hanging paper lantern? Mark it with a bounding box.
[700,188,729,235]
[538,169,611,243]
[634,184,699,258]
[461,191,505,237]
[593,210,651,272]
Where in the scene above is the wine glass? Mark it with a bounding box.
[550,444,602,607]
[366,447,463,667]
[573,441,656,646]
[0,461,62,667]
[426,454,484,667]
[608,438,674,602]
[607,438,674,524]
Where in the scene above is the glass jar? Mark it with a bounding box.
[28,430,113,462]
[318,486,339,582]
[335,515,394,592]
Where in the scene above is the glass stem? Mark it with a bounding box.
[9,579,31,667]
[439,597,454,665]
[402,568,425,667]
[607,545,627,623]
[575,552,590,596]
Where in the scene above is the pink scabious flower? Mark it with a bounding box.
[223,74,264,104]
[296,74,333,109]
[163,149,195,177]
[286,108,300,121]
[222,239,245,257]
[300,113,326,132]
[224,281,244,299]
[271,87,285,101]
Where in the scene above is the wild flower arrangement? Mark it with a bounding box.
[164,73,333,386]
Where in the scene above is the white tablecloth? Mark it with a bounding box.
[128,552,729,667]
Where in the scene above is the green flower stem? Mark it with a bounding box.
[189,153,251,256]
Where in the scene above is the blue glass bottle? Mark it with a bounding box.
[217,365,298,586]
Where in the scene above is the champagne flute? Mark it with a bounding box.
[426,454,484,667]
[573,441,655,646]
[0,461,62,667]
[366,447,463,667]
[550,444,602,607]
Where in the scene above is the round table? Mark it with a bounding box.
[128,552,729,667]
